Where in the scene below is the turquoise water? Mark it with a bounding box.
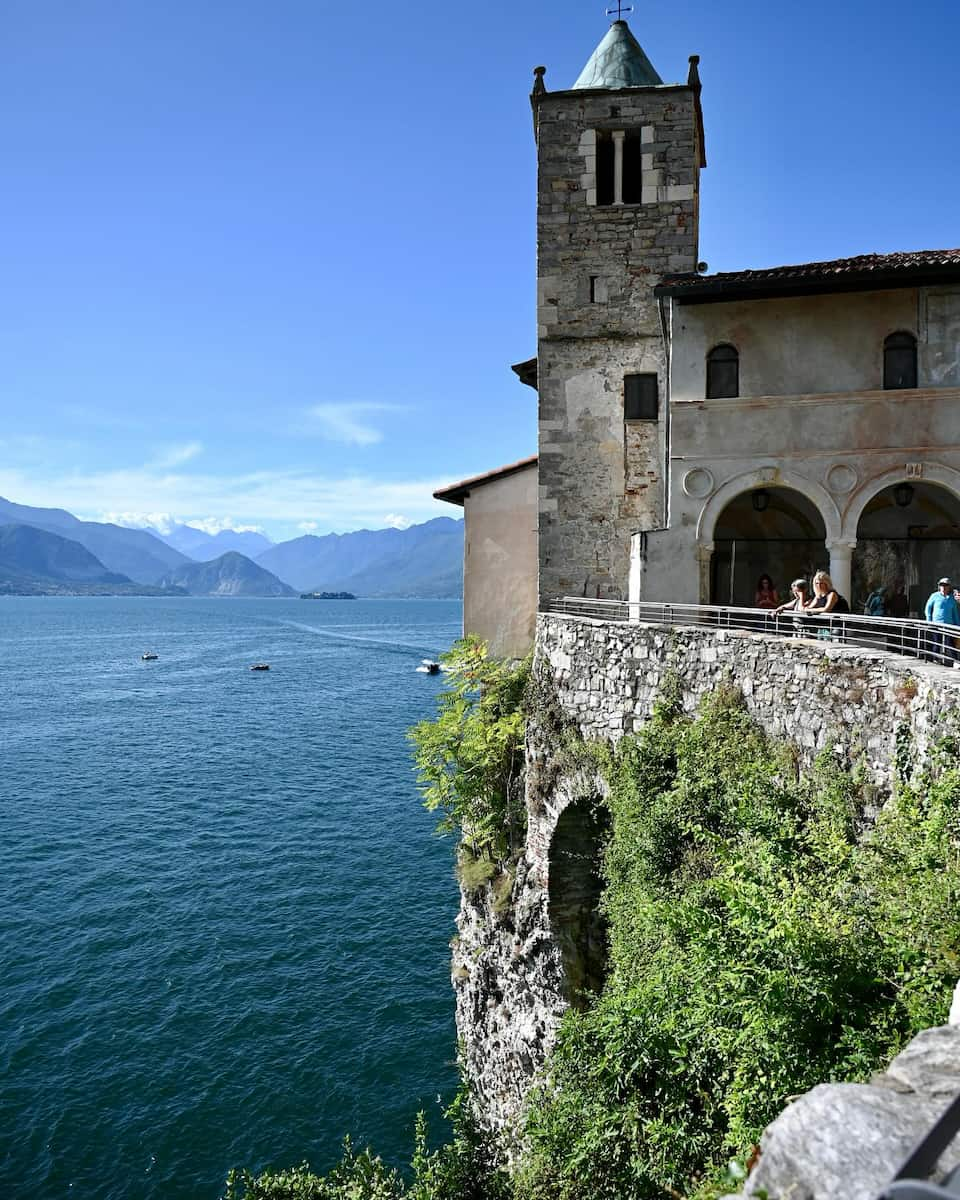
[0,598,462,1200]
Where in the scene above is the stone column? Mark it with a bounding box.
[628,532,646,621]
[826,540,857,602]
[612,130,625,206]
[696,541,714,605]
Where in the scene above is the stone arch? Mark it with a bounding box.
[841,463,960,540]
[547,796,609,1011]
[696,467,842,546]
[844,465,960,613]
[695,468,840,605]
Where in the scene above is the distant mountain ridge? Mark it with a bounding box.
[157,552,296,597]
[0,496,463,598]
[0,524,181,596]
[0,497,189,583]
[255,517,463,597]
[155,523,273,561]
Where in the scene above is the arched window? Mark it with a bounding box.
[706,343,739,399]
[883,331,918,390]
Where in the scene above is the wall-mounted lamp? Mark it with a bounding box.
[752,489,770,513]
[894,482,915,508]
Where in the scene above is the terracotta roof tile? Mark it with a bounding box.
[659,248,960,296]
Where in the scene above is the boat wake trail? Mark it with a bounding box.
[274,619,443,660]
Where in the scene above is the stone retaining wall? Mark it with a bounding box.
[539,613,960,786]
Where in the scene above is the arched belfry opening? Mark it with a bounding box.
[710,488,827,606]
[852,482,960,614]
[548,798,610,1011]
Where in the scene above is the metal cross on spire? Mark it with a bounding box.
[605,1,634,19]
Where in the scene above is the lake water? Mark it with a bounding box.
[0,597,463,1200]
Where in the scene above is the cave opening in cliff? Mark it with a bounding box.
[548,798,610,1011]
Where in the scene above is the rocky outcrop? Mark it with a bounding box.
[452,851,567,1155]
[738,1025,960,1200]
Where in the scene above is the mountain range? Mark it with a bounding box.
[0,497,463,598]
[255,518,463,597]
[0,524,181,596]
[158,523,273,561]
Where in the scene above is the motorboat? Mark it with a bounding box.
[250,663,271,671]
[416,659,441,675]
[141,652,159,661]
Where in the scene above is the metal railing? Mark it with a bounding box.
[545,597,960,671]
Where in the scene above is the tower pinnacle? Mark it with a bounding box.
[572,19,663,89]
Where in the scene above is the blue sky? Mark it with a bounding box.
[1,0,957,542]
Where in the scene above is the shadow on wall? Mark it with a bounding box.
[548,798,610,1012]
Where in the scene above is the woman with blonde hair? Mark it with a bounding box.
[803,570,850,641]
[804,570,849,615]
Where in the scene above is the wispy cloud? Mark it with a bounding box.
[302,403,399,446]
[150,441,204,469]
[383,513,411,530]
[298,521,319,532]
[100,511,180,535]
[0,462,460,535]
[184,516,265,536]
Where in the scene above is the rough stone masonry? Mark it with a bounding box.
[534,75,702,605]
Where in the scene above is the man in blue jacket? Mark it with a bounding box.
[924,577,960,665]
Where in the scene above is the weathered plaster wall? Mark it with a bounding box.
[456,616,960,1145]
[672,289,917,399]
[536,83,701,604]
[462,465,539,660]
[671,287,960,401]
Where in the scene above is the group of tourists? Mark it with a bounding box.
[754,571,850,618]
[752,571,960,665]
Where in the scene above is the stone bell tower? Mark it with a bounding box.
[533,18,706,603]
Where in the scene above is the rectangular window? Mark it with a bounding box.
[624,373,658,421]
[596,132,614,206]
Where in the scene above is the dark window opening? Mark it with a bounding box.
[589,276,598,302]
[622,131,644,204]
[624,373,658,421]
[706,343,739,399]
[884,331,918,390]
[596,132,614,206]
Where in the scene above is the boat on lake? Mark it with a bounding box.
[141,652,159,661]
[250,663,270,671]
[416,659,441,675]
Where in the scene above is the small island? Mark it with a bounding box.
[300,590,356,600]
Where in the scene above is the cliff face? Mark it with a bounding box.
[452,850,565,1151]
[456,615,960,1149]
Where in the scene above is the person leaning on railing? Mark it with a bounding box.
[772,579,810,636]
[802,571,850,641]
[773,579,809,615]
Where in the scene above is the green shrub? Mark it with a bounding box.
[409,638,531,865]
[517,686,960,1200]
[225,1101,510,1200]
